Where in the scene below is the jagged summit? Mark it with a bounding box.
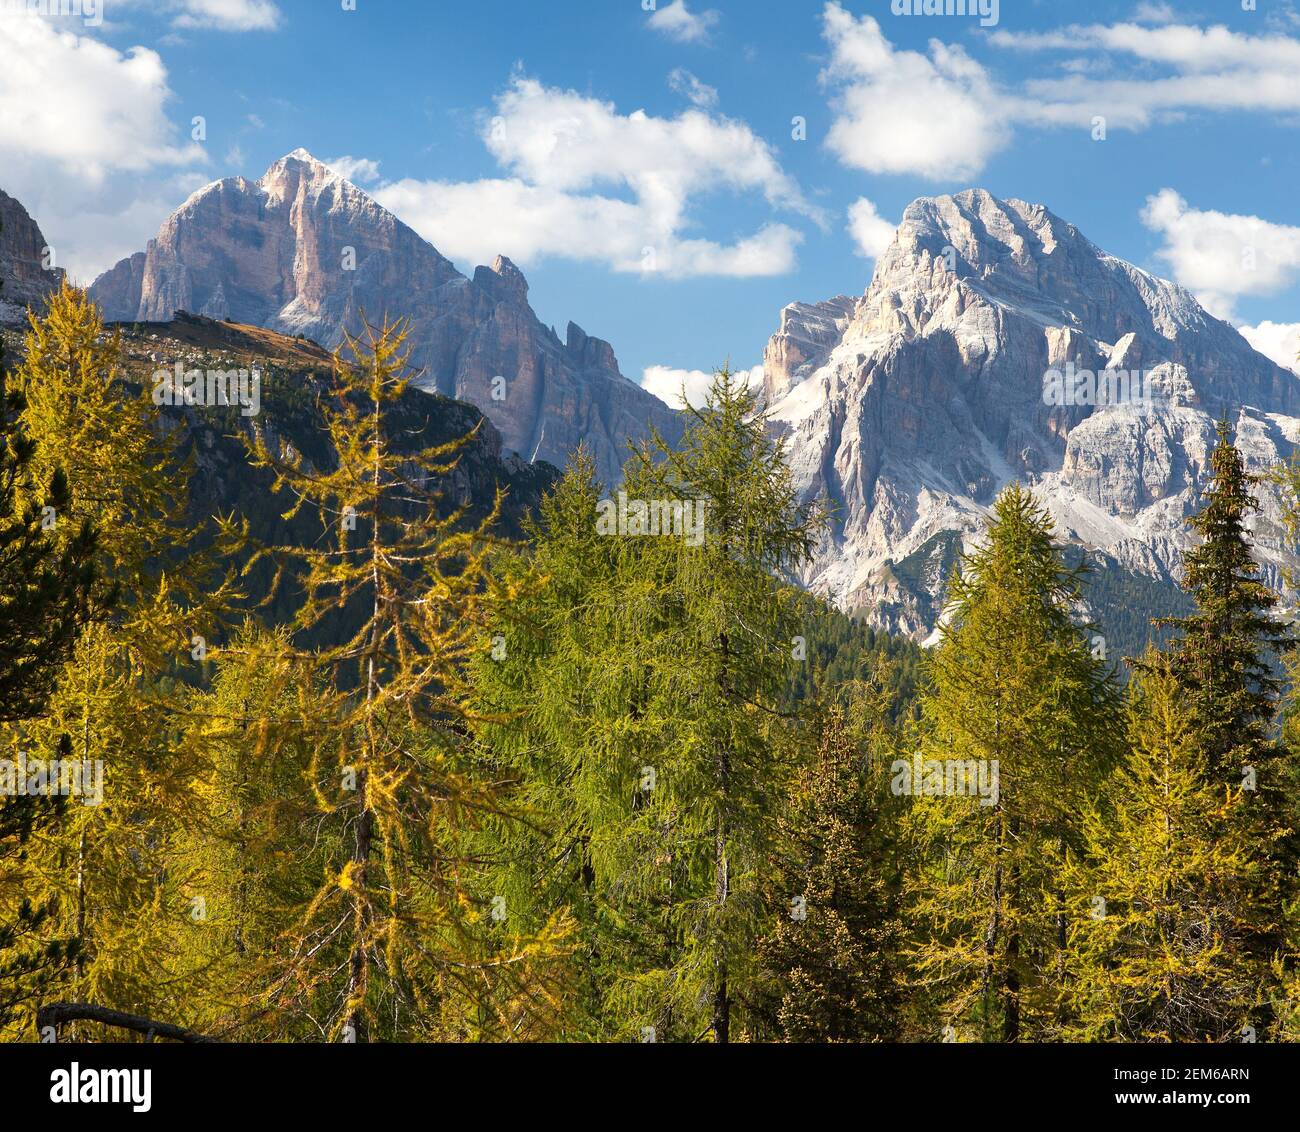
[873,189,1220,344]
[259,148,344,181]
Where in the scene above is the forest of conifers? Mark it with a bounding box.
[5,283,1300,1045]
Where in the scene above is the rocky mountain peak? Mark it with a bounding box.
[565,321,619,374]
[472,255,529,306]
[261,147,331,180]
[863,188,1223,359]
[282,146,323,166]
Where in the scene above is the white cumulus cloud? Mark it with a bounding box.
[1239,321,1300,375]
[1140,189,1300,320]
[0,12,207,280]
[0,16,201,177]
[375,75,815,278]
[819,2,1011,182]
[324,155,382,185]
[847,198,895,259]
[641,363,763,409]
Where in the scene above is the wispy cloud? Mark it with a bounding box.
[992,21,1300,129]
[668,67,718,109]
[647,0,719,45]
[171,0,281,32]
[324,155,382,185]
[1132,2,1179,24]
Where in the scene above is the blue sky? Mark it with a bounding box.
[5,0,1300,395]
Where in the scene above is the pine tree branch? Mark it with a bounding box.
[36,1002,220,1043]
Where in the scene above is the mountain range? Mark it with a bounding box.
[4,158,1299,647]
[760,188,1300,641]
[87,149,680,488]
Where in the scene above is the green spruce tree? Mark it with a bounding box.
[462,449,623,1040]
[1159,419,1294,1030]
[607,367,821,1042]
[1160,420,1290,783]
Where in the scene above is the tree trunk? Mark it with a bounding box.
[344,782,372,1043]
[712,811,729,1044]
[344,385,384,1043]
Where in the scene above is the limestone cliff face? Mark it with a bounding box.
[89,149,679,485]
[88,251,146,322]
[763,189,1300,636]
[0,188,63,323]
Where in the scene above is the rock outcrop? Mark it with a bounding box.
[763,295,856,404]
